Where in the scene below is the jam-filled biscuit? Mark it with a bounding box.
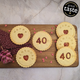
[56,35,76,50]
[16,47,36,68]
[32,31,52,51]
[56,47,77,66]
[56,22,75,37]
[10,25,31,45]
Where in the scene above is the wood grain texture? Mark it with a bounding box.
[0,25,79,68]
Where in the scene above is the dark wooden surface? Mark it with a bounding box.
[0,25,79,68]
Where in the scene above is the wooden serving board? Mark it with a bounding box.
[0,25,79,68]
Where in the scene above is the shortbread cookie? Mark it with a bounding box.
[32,31,52,51]
[56,47,77,66]
[56,35,76,50]
[10,25,31,45]
[16,47,36,68]
[56,22,75,37]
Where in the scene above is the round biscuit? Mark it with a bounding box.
[10,25,31,45]
[16,47,36,68]
[56,47,77,66]
[56,35,76,50]
[32,31,52,51]
[56,22,75,37]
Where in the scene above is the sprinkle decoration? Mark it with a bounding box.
[5,25,7,27]
[8,30,11,32]
[33,28,35,30]
[45,56,47,59]
[51,27,53,29]
[40,51,42,53]
[42,58,44,60]
[43,60,45,62]
[54,40,57,43]
[55,25,57,27]
[34,32,36,34]
[50,61,52,63]
[51,32,53,34]
[51,53,54,56]
[13,61,15,63]
[42,58,45,62]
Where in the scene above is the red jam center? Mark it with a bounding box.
[64,42,69,46]
[18,33,23,38]
[23,55,28,61]
[63,30,68,34]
